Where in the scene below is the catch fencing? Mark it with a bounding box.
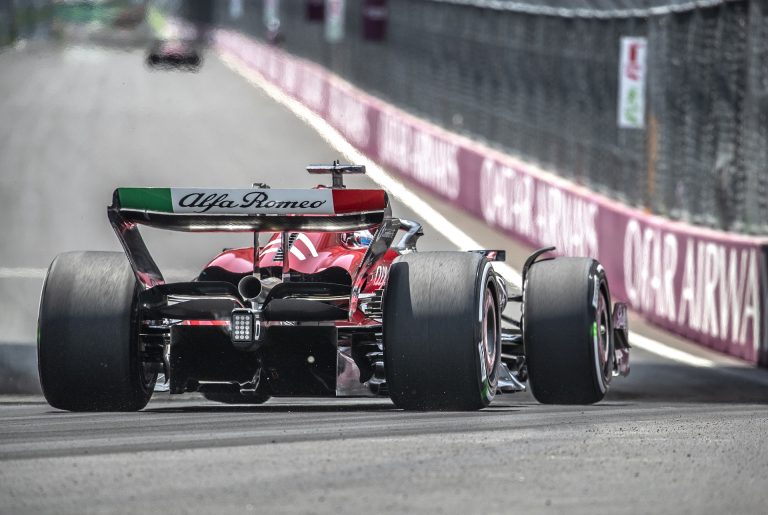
[198,1,768,366]
[0,0,54,47]
[211,0,768,236]
[0,0,10,46]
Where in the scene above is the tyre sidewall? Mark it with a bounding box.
[384,252,499,410]
[524,257,612,404]
[37,251,154,411]
[589,262,613,396]
[475,262,500,407]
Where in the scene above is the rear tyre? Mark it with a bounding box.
[524,257,613,404]
[38,251,156,411]
[384,252,500,411]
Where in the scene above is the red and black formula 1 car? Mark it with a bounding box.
[145,38,202,69]
[37,164,630,411]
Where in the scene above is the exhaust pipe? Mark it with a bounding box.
[238,275,282,303]
[238,275,262,301]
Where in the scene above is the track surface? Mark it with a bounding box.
[0,43,767,514]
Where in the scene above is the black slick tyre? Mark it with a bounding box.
[384,252,500,411]
[524,257,613,404]
[38,251,156,411]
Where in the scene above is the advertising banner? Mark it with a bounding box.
[325,0,345,42]
[362,0,388,41]
[229,0,243,20]
[618,37,647,129]
[263,0,279,30]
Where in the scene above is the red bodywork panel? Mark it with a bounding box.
[329,189,387,214]
[202,231,399,325]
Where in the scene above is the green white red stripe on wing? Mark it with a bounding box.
[115,188,386,215]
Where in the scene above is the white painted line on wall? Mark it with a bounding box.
[628,332,715,368]
[218,51,737,372]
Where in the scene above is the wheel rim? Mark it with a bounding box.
[482,287,498,375]
[594,290,612,389]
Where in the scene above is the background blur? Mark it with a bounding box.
[4,0,766,233]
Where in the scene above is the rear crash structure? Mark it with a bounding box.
[37,164,630,411]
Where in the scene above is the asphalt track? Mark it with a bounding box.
[0,42,767,514]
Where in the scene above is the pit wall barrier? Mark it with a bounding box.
[213,29,768,367]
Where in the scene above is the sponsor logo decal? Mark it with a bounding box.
[378,111,460,200]
[479,158,598,257]
[369,264,389,287]
[623,219,761,353]
[170,189,334,214]
[299,69,325,112]
[329,84,370,148]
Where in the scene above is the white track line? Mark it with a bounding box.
[629,332,714,368]
[219,51,735,371]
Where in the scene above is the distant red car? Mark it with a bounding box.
[37,163,629,411]
[146,38,201,69]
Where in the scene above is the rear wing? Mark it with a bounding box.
[108,186,390,288]
[110,187,389,232]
